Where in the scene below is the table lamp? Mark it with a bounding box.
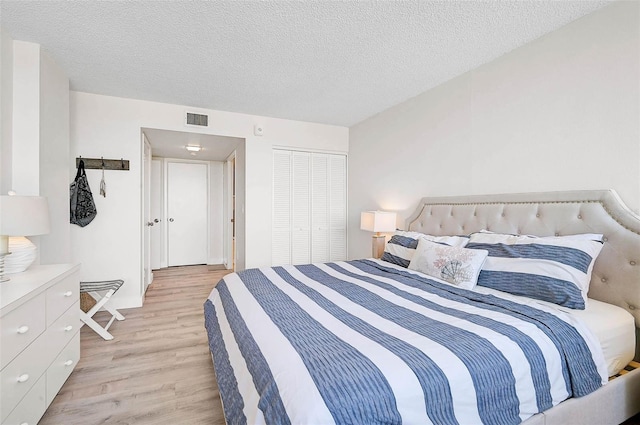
[0,195,51,282]
[360,211,396,258]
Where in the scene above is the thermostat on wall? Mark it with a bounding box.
[254,125,264,136]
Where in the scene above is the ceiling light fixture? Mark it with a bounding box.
[185,145,202,152]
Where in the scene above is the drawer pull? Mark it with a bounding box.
[64,325,73,332]
[64,359,74,367]
[17,325,29,334]
[64,291,73,297]
[17,374,29,383]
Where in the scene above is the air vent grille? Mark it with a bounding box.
[186,112,209,127]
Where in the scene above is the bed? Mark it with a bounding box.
[204,190,640,425]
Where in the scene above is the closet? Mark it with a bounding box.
[272,149,347,266]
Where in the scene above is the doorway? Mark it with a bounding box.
[140,128,243,293]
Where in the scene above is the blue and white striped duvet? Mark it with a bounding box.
[204,259,607,425]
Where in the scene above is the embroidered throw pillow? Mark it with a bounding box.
[408,237,488,290]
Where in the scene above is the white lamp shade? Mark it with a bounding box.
[0,196,51,236]
[360,211,396,233]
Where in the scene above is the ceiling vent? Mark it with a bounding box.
[185,112,209,127]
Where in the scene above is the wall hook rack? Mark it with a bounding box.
[76,157,130,171]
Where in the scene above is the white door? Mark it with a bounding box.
[272,150,291,266]
[311,154,329,263]
[291,152,311,265]
[329,154,347,261]
[143,135,153,292]
[271,149,347,265]
[167,161,208,266]
[150,159,163,270]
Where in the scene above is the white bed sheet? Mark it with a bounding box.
[472,286,635,377]
[385,258,635,377]
[563,298,635,376]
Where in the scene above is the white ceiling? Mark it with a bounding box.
[1,1,610,127]
[143,128,242,161]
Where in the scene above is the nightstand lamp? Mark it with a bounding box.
[0,195,51,282]
[360,211,396,259]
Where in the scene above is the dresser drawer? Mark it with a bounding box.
[46,332,80,406]
[0,293,46,370]
[46,301,80,356]
[46,274,78,326]
[0,331,50,423]
[1,373,46,425]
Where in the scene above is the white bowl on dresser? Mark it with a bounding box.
[0,264,81,425]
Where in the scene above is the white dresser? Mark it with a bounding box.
[0,264,81,425]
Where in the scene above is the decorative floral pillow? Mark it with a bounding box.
[408,237,489,290]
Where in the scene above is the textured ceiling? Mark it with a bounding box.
[1,1,611,127]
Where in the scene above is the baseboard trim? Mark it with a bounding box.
[105,295,143,310]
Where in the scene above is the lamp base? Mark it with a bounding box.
[0,253,8,282]
[4,236,37,275]
[372,235,386,259]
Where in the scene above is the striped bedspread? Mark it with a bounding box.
[204,259,607,425]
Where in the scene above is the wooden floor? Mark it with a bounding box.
[40,265,231,425]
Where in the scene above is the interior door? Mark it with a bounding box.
[291,152,311,265]
[167,161,208,266]
[150,159,162,270]
[143,135,153,292]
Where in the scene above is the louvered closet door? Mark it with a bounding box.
[329,154,347,261]
[311,154,329,263]
[272,150,292,266]
[291,152,311,265]
[272,150,346,266]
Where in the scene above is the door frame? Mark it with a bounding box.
[224,150,236,270]
[141,133,153,298]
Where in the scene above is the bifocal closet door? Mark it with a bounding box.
[272,149,347,266]
[291,152,311,265]
[272,150,292,266]
[311,154,330,263]
[167,161,208,266]
[328,154,347,261]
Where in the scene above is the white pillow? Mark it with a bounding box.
[408,237,488,290]
[397,231,470,247]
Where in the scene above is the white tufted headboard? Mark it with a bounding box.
[406,190,640,356]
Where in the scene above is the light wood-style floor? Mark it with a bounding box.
[40,265,231,425]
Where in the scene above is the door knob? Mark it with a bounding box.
[154,218,160,223]
[169,218,174,222]
[147,222,154,226]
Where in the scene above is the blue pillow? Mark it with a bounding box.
[466,231,604,309]
[380,231,469,268]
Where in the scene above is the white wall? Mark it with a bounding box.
[70,92,348,308]
[39,49,70,264]
[1,29,13,194]
[2,39,71,264]
[11,41,40,196]
[349,1,640,259]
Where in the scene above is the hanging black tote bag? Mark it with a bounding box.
[70,159,97,227]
